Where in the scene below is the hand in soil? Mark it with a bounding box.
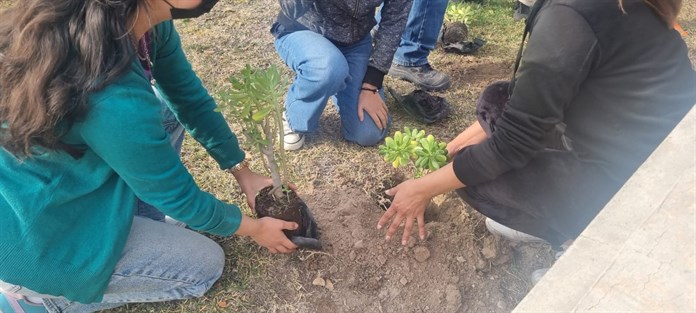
[249,216,299,253]
[377,179,431,245]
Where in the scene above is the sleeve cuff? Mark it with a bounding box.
[204,203,243,236]
[207,143,246,170]
[363,66,386,89]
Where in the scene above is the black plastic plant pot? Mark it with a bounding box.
[254,186,322,250]
[439,22,486,55]
[441,22,469,47]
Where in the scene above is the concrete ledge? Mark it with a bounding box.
[514,106,696,312]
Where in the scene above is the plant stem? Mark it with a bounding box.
[261,122,284,198]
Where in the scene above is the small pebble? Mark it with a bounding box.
[325,279,334,291]
[414,246,431,263]
[312,277,326,287]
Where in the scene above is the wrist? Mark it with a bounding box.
[414,177,439,199]
[236,215,261,237]
[360,86,379,94]
[227,160,251,180]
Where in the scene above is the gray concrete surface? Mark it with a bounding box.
[514,106,696,312]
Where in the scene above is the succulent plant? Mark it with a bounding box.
[379,127,448,178]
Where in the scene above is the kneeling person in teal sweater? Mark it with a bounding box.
[0,0,298,312]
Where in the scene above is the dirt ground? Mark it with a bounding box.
[169,1,556,312]
[244,186,553,313]
[2,0,693,312]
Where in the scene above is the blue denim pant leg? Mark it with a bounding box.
[377,0,448,66]
[34,216,224,313]
[275,30,349,133]
[275,31,388,146]
[136,90,185,221]
[333,34,390,146]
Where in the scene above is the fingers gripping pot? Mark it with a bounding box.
[254,186,322,250]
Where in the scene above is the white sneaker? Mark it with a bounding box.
[485,218,547,243]
[283,116,305,151]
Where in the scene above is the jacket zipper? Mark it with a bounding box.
[351,0,360,41]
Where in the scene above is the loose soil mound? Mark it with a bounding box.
[244,187,553,312]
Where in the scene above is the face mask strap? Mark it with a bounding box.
[161,0,175,9]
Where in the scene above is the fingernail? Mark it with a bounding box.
[401,240,406,245]
[377,224,382,229]
[420,235,425,240]
[385,236,391,241]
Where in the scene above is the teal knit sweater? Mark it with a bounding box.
[0,21,245,303]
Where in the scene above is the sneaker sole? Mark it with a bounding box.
[284,135,305,151]
[485,218,547,243]
[388,70,452,92]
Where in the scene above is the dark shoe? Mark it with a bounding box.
[386,87,451,124]
[388,63,451,92]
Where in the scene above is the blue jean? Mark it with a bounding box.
[0,217,225,313]
[378,0,449,66]
[275,30,389,146]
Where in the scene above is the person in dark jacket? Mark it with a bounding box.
[272,0,412,151]
[376,0,696,249]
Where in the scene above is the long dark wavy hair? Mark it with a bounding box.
[0,0,144,158]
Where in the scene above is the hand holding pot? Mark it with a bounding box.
[377,179,431,245]
[288,201,322,250]
[230,164,282,210]
[240,216,299,254]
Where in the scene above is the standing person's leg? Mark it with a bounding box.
[334,34,390,146]
[1,217,225,313]
[387,0,451,91]
[274,31,350,150]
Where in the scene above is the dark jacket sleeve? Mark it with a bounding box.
[364,0,413,88]
[453,4,599,186]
